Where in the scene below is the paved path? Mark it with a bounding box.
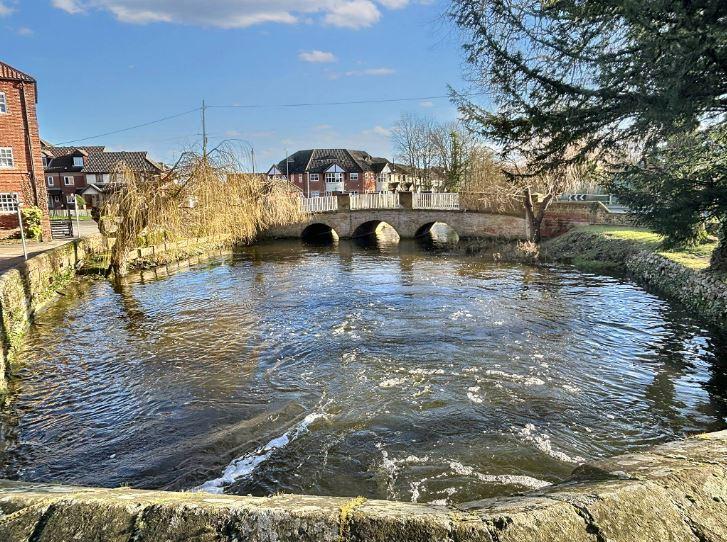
[0,221,99,274]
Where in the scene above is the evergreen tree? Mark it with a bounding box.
[450,0,727,259]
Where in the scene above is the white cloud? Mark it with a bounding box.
[369,125,392,137]
[49,0,403,29]
[299,50,336,63]
[376,0,408,8]
[324,0,380,28]
[419,100,434,108]
[17,26,34,36]
[344,67,395,77]
[0,1,14,16]
[52,0,84,14]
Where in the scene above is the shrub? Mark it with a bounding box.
[21,206,44,241]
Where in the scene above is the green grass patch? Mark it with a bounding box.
[574,225,715,270]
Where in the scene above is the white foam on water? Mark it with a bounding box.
[193,412,325,494]
[512,424,585,464]
[379,377,407,389]
[484,370,545,386]
[563,384,581,394]
[448,461,551,490]
[408,368,446,376]
[467,386,484,404]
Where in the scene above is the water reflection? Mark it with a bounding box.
[0,240,725,505]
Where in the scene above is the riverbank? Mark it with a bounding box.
[541,226,727,330]
[0,429,724,541]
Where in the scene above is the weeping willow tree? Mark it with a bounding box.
[101,145,303,277]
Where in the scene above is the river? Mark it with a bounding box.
[1,234,725,505]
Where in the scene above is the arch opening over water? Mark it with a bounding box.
[301,223,339,245]
[352,220,400,248]
[415,222,460,248]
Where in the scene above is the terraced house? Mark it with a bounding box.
[0,61,50,238]
[42,143,162,210]
[268,149,392,197]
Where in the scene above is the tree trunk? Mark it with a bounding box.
[523,188,553,244]
[709,222,727,273]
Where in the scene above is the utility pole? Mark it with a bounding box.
[201,99,208,159]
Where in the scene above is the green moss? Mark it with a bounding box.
[571,257,622,273]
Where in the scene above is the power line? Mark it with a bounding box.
[208,92,481,110]
[53,107,202,146]
[50,91,481,146]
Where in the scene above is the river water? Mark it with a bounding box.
[1,236,726,505]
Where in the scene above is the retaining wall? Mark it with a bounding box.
[0,430,724,541]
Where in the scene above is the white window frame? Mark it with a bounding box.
[310,191,320,197]
[47,176,54,187]
[325,172,343,183]
[86,174,96,184]
[101,174,110,183]
[64,176,73,186]
[66,194,76,204]
[309,173,319,181]
[0,148,14,168]
[0,193,18,213]
[349,172,359,180]
[0,92,7,114]
[73,156,84,167]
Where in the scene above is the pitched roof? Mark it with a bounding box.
[275,149,392,175]
[42,144,161,174]
[0,61,36,83]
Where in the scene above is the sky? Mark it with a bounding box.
[0,0,474,170]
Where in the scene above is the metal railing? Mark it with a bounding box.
[413,192,460,210]
[300,195,338,213]
[350,192,400,210]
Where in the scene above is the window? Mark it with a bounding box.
[0,148,14,168]
[311,191,320,197]
[325,172,343,183]
[73,156,84,167]
[0,92,6,114]
[47,176,54,187]
[66,194,75,204]
[86,174,96,184]
[64,176,73,186]
[101,174,110,183]
[310,173,319,181]
[42,156,49,167]
[350,173,359,180]
[0,193,18,213]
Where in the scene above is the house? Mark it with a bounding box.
[268,149,392,197]
[42,143,162,210]
[268,149,448,197]
[0,61,50,238]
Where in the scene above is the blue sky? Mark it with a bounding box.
[0,0,471,169]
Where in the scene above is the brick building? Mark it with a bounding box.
[0,61,50,239]
[268,149,446,196]
[268,149,390,197]
[42,144,162,210]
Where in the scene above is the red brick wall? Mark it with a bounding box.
[0,78,51,239]
[292,171,379,196]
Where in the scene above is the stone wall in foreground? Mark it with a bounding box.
[543,229,727,331]
[0,430,725,541]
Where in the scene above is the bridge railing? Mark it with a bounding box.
[350,192,401,210]
[300,195,338,213]
[413,192,460,210]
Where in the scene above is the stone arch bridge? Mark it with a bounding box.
[263,194,527,240]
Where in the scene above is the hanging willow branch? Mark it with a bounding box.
[101,145,303,277]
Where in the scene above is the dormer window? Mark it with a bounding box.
[73,156,84,167]
[350,173,359,180]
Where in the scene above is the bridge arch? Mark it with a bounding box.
[301,222,339,244]
[415,221,460,242]
[352,220,400,242]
